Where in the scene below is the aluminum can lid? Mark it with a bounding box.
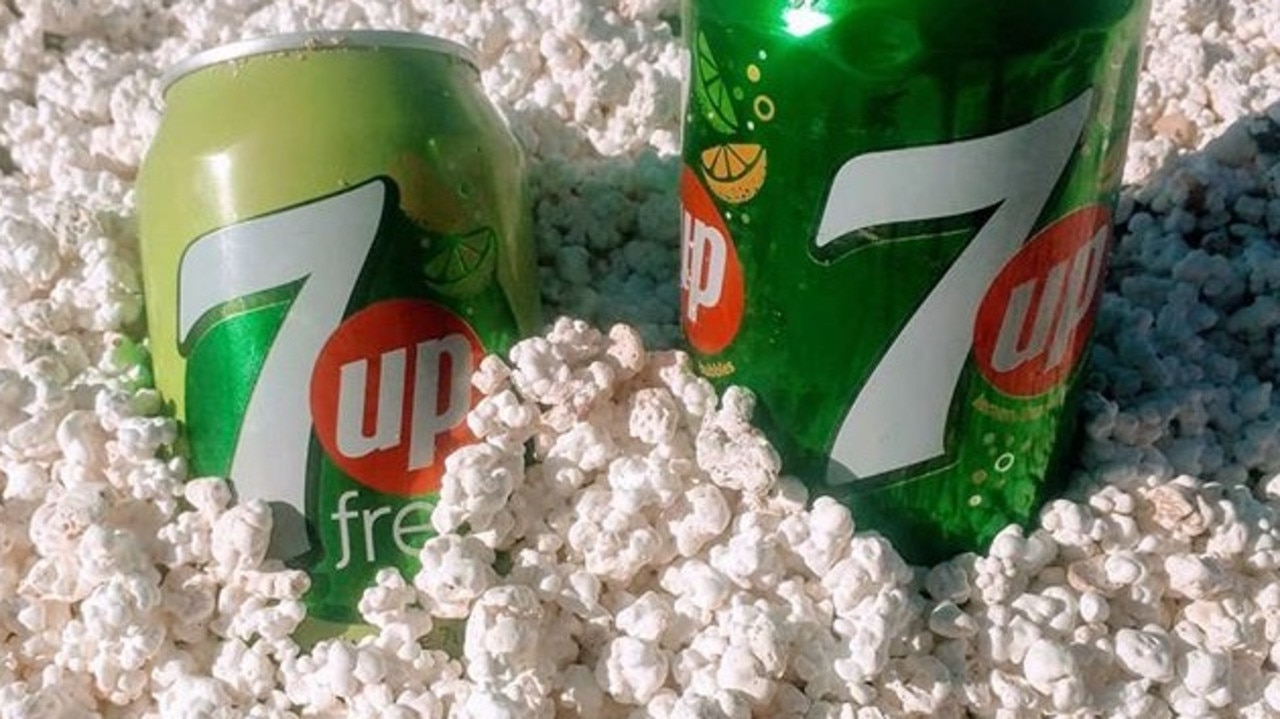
[162,30,478,94]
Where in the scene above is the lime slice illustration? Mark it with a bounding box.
[695,31,740,135]
[422,226,498,298]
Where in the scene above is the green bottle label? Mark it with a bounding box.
[178,177,515,622]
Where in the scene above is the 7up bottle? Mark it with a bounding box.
[138,31,540,636]
[680,1,1150,563]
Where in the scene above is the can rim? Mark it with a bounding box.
[161,30,479,94]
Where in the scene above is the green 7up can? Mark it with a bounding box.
[681,1,1150,563]
[138,31,540,634]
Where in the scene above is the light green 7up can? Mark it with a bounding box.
[138,31,540,635]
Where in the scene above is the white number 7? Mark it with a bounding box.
[179,180,385,556]
[817,91,1092,483]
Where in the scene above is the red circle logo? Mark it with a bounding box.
[974,206,1111,397]
[310,299,482,496]
[680,166,745,355]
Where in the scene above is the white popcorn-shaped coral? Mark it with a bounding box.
[464,585,547,684]
[431,442,525,547]
[708,510,788,592]
[358,567,434,638]
[56,573,165,704]
[695,387,780,496]
[208,499,273,579]
[282,639,373,710]
[27,481,107,556]
[414,534,499,620]
[1115,626,1176,682]
[597,635,670,705]
[778,496,855,576]
[660,481,731,558]
[466,387,539,453]
[567,485,670,583]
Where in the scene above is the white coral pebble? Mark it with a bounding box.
[597,635,670,704]
[414,534,499,619]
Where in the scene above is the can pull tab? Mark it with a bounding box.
[177,181,388,558]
